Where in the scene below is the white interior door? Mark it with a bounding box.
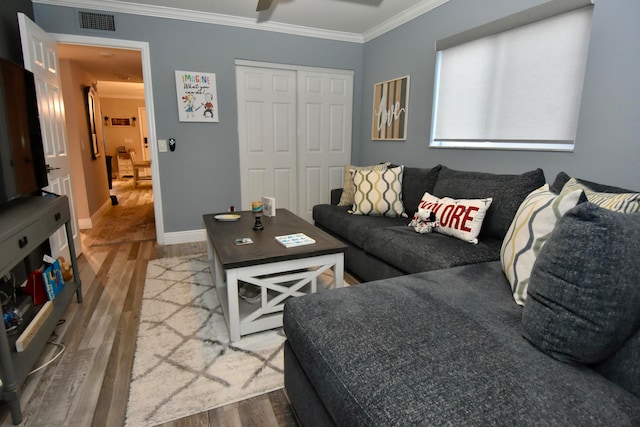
[18,13,80,258]
[297,70,353,222]
[236,66,297,212]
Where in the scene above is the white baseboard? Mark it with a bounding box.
[78,218,93,230]
[77,198,113,230]
[162,229,207,245]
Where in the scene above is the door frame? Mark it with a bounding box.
[51,33,165,244]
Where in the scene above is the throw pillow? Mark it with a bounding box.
[337,162,390,207]
[350,166,406,217]
[401,165,442,215]
[501,184,584,306]
[522,203,640,365]
[431,166,546,240]
[550,171,636,195]
[561,177,640,213]
[410,191,492,244]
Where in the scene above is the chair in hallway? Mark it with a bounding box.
[129,151,152,187]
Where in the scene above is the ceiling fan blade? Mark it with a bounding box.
[256,0,274,11]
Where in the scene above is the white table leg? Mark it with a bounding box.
[334,253,345,288]
[226,269,241,342]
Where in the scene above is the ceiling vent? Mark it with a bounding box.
[78,11,116,32]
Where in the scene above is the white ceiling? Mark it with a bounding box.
[52,0,449,94]
[58,44,144,83]
[36,0,449,41]
[111,0,432,34]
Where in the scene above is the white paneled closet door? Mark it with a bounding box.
[297,70,353,222]
[236,62,353,223]
[236,66,298,213]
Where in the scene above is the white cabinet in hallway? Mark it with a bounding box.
[117,153,134,178]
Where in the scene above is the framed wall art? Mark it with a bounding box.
[84,85,100,159]
[371,75,410,141]
[175,70,219,122]
[110,117,131,126]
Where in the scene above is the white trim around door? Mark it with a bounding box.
[50,33,165,244]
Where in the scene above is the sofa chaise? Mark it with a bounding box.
[284,169,640,426]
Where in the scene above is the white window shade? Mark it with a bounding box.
[431,2,593,151]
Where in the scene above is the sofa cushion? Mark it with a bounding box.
[351,166,406,217]
[594,327,640,397]
[432,166,546,240]
[400,165,442,215]
[561,177,640,213]
[284,262,640,426]
[363,226,502,274]
[338,162,390,207]
[522,203,640,365]
[312,204,407,248]
[501,184,584,306]
[550,171,636,195]
[410,191,492,244]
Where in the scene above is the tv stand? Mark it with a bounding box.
[0,195,82,425]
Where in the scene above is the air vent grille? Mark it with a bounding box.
[78,11,116,32]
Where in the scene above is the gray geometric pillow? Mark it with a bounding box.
[522,203,640,364]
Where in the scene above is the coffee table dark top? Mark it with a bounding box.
[203,209,347,269]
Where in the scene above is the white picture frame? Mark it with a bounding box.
[175,70,219,122]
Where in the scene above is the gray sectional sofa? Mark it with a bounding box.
[313,165,546,282]
[284,167,640,426]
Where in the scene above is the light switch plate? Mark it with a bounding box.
[158,139,167,152]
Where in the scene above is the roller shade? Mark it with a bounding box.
[431,0,594,151]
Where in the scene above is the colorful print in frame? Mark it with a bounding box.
[175,70,219,122]
[372,75,409,141]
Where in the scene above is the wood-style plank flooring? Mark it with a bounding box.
[0,179,302,427]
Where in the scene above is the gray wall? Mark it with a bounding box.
[0,0,33,64]
[1,1,43,285]
[360,0,640,190]
[33,0,640,234]
[33,5,364,233]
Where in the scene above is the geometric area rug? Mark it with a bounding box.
[125,254,285,427]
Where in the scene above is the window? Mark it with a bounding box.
[430,0,594,151]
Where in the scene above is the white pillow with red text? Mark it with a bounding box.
[411,192,493,244]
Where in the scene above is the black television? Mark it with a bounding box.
[0,57,47,208]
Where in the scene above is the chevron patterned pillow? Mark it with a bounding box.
[561,177,640,213]
[501,184,584,306]
[337,162,390,207]
[350,165,406,217]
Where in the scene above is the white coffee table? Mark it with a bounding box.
[203,209,346,342]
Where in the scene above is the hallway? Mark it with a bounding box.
[80,178,155,247]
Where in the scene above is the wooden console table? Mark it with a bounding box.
[0,195,82,425]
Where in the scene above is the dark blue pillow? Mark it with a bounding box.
[522,203,640,365]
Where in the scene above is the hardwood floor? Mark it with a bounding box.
[0,179,299,427]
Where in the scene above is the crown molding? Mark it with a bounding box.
[33,0,450,44]
[33,0,363,43]
[363,0,450,42]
